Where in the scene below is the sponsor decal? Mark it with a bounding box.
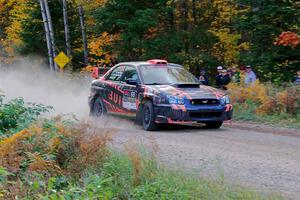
[123,90,137,110]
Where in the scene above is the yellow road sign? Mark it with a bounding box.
[54,52,71,69]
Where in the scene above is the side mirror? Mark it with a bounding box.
[126,78,138,85]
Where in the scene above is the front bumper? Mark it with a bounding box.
[154,103,233,124]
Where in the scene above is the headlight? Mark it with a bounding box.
[167,95,185,105]
[220,95,230,105]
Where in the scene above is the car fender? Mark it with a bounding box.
[89,83,106,108]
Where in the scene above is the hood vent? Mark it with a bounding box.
[172,83,200,88]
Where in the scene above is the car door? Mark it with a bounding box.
[102,65,125,113]
[119,66,140,115]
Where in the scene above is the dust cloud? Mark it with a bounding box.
[0,58,91,118]
[0,58,138,130]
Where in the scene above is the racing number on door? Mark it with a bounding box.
[104,66,125,110]
[108,90,122,107]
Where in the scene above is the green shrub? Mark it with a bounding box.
[0,93,52,137]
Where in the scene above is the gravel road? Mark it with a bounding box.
[111,122,300,199]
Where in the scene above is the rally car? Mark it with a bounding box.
[88,59,233,131]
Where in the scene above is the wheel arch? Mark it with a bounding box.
[90,92,107,114]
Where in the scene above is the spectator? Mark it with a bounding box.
[244,65,256,85]
[239,66,246,84]
[198,69,209,85]
[227,68,233,77]
[230,66,241,83]
[216,66,223,87]
[216,69,231,90]
[217,66,223,75]
[292,69,300,84]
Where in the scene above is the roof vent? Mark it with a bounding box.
[147,59,168,65]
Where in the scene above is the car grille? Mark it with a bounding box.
[190,99,220,105]
[189,112,222,119]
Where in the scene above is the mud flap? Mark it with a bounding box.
[135,105,143,125]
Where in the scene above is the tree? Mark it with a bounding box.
[18,0,83,70]
[208,0,249,66]
[91,0,217,71]
[0,0,27,64]
[236,0,300,82]
[39,0,55,71]
[274,31,300,48]
[43,0,58,71]
[78,4,88,66]
[62,0,71,57]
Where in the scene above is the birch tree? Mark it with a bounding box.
[43,0,58,71]
[78,5,88,66]
[39,0,54,71]
[62,0,71,57]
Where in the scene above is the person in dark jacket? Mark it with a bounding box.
[216,69,231,90]
[198,69,209,85]
[292,69,300,84]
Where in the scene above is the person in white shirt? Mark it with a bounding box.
[245,65,256,85]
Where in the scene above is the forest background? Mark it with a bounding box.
[0,0,300,83]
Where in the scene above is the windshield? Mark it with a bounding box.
[140,65,199,85]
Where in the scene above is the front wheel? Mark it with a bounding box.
[142,101,158,131]
[90,97,106,118]
[205,121,223,129]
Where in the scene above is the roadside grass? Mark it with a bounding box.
[233,101,300,129]
[0,119,283,199]
[37,151,281,200]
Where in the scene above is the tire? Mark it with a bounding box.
[90,97,106,118]
[205,121,223,129]
[142,101,158,131]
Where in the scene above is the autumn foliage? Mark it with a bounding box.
[228,81,300,116]
[0,118,114,199]
[274,31,300,48]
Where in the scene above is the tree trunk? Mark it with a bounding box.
[169,0,175,29]
[78,5,89,66]
[43,0,58,71]
[181,0,189,53]
[39,0,54,72]
[62,0,71,57]
[192,0,197,25]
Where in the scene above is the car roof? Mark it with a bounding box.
[115,61,183,68]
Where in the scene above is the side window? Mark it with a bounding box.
[120,66,140,83]
[107,66,125,82]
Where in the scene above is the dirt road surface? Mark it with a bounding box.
[111,121,300,199]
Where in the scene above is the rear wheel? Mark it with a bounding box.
[90,97,106,118]
[205,121,223,129]
[142,101,158,131]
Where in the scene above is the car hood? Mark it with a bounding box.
[148,84,225,99]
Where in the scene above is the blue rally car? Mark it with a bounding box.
[89,59,233,131]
